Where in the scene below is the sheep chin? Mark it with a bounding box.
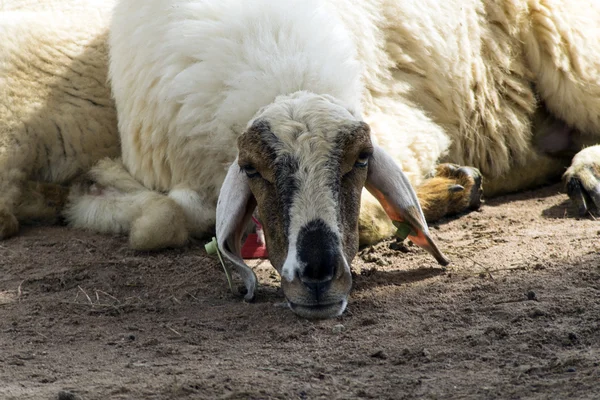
[287,299,348,320]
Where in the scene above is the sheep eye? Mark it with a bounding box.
[354,151,371,168]
[242,165,260,178]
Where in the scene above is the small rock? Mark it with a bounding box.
[360,318,377,326]
[567,367,576,373]
[57,390,82,400]
[422,348,432,361]
[128,334,136,341]
[17,353,35,360]
[389,241,409,253]
[517,364,532,373]
[375,258,390,266]
[529,308,547,318]
[370,350,387,360]
[526,291,537,301]
[568,332,579,344]
[332,324,345,334]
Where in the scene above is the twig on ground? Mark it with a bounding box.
[465,256,495,280]
[74,238,98,248]
[184,291,199,301]
[17,280,25,299]
[464,256,529,278]
[59,300,129,314]
[35,331,49,340]
[0,245,17,254]
[166,326,182,336]
[78,285,93,305]
[96,290,120,303]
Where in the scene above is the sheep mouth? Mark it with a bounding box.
[287,299,347,319]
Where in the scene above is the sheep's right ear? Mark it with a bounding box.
[215,159,258,301]
[365,145,449,266]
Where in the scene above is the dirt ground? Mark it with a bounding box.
[0,182,599,400]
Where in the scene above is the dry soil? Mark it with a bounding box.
[0,183,599,399]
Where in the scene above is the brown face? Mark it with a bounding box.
[237,115,373,319]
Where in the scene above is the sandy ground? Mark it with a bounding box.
[0,182,599,400]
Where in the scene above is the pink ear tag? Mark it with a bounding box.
[241,216,268,259]
[241,234,268,259]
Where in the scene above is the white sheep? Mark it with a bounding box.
[73,0,600,317]
[2,0,600,318]
[0,0,119,238]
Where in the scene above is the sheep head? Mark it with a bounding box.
[216,92,448,319]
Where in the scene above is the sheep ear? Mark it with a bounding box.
[365,145,449,266]
[215,159,258,301]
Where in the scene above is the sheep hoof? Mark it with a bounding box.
[563,146,600,216]
[0,209,19,239]
[415,163,483,223]
[434,163,483,210]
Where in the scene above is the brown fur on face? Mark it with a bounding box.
[337,122,373,261]
[237,120,289,270]
[237,115,373,319]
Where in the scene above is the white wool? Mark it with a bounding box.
[0,0,118,238]
[109,0,364,193]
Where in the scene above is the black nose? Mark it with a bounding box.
[297,219,340,294]
[301,280,332,299]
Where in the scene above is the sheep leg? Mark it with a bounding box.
[168,186,217,239]
[15,181,70,225]
[357,164,482,245]
[358,190,396,246]
[0,173,23,239]
[0,204,20,240]
[563,146,600,216]
[0,136,34,239]
[65,158,189,250]
[415,164,482,223]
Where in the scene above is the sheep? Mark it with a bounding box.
[2,0,600,318]
[0,0,119,238]
[69,0,600,318]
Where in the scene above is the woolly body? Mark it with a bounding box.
[2,0,600,247]
[0,0,118,236]
[99,0,600,244]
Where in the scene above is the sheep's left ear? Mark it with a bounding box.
[215,159,258,301]
[365,145,450,266]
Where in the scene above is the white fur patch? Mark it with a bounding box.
[168,188,215,235]
[281,242,299,283]
[335,299,349,317]
[110,0,364,194]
